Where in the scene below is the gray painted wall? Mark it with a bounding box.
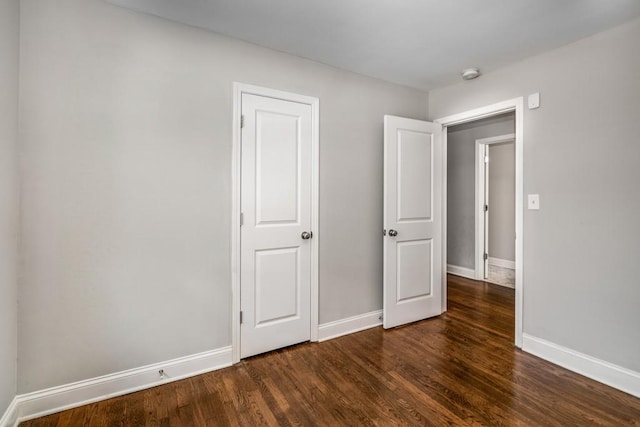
[0,0,19,416]
[18,0,428,392]
[431,16,640,373]
[447,114,514,269]
[488,142,515,262]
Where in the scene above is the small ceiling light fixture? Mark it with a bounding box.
[462,68,481,80]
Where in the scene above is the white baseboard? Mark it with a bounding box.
[14,346,232,424]
[447,264,476,280]
[318,310,382,342]
[522,334,640,398]
[488,257,515,269]
[0,397,18,427]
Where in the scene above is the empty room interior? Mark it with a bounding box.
[2,0,640,425]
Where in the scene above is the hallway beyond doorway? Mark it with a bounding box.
[487,264,515,288]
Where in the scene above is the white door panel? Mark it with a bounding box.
[256,111,300,224]
[241,93,312,358]
[254,247,299,326]
[397,239,432,301]
[384,115,443,329]
[397,130,433,222]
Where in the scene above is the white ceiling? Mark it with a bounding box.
[106,0,640,90]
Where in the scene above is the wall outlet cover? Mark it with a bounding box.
[528,194,540,210]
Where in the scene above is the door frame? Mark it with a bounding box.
[231,82,320,363]
[435,97,524,348]
[475,133,515,281]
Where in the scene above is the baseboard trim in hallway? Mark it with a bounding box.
[446,264,476,280]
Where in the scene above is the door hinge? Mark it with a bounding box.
[240,115,244,128]
[240,311,243,324]
[484,204,489,212]
[240,212,244,226]
[484,253,488,261]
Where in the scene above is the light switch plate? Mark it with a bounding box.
[528,93,540,109]
[528,194,540,210]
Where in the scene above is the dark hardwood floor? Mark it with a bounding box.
[22,275,640,426]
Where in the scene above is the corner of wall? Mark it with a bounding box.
[0,397,18,427]
[0,0,20,422]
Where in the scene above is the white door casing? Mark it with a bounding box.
[383,115,443,328]
[475,133,515,281]
[436,97,524,348]
[232,84,319,361]
[484,145,490,279]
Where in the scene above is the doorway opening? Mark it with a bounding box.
[476,133,515,288]
[435,98,524,348]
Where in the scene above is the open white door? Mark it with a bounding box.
[383,115,443,328]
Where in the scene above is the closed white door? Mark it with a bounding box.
[383,115,443,328]
[241,93,313,358]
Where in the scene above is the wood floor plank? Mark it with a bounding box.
[20,275,640,426]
